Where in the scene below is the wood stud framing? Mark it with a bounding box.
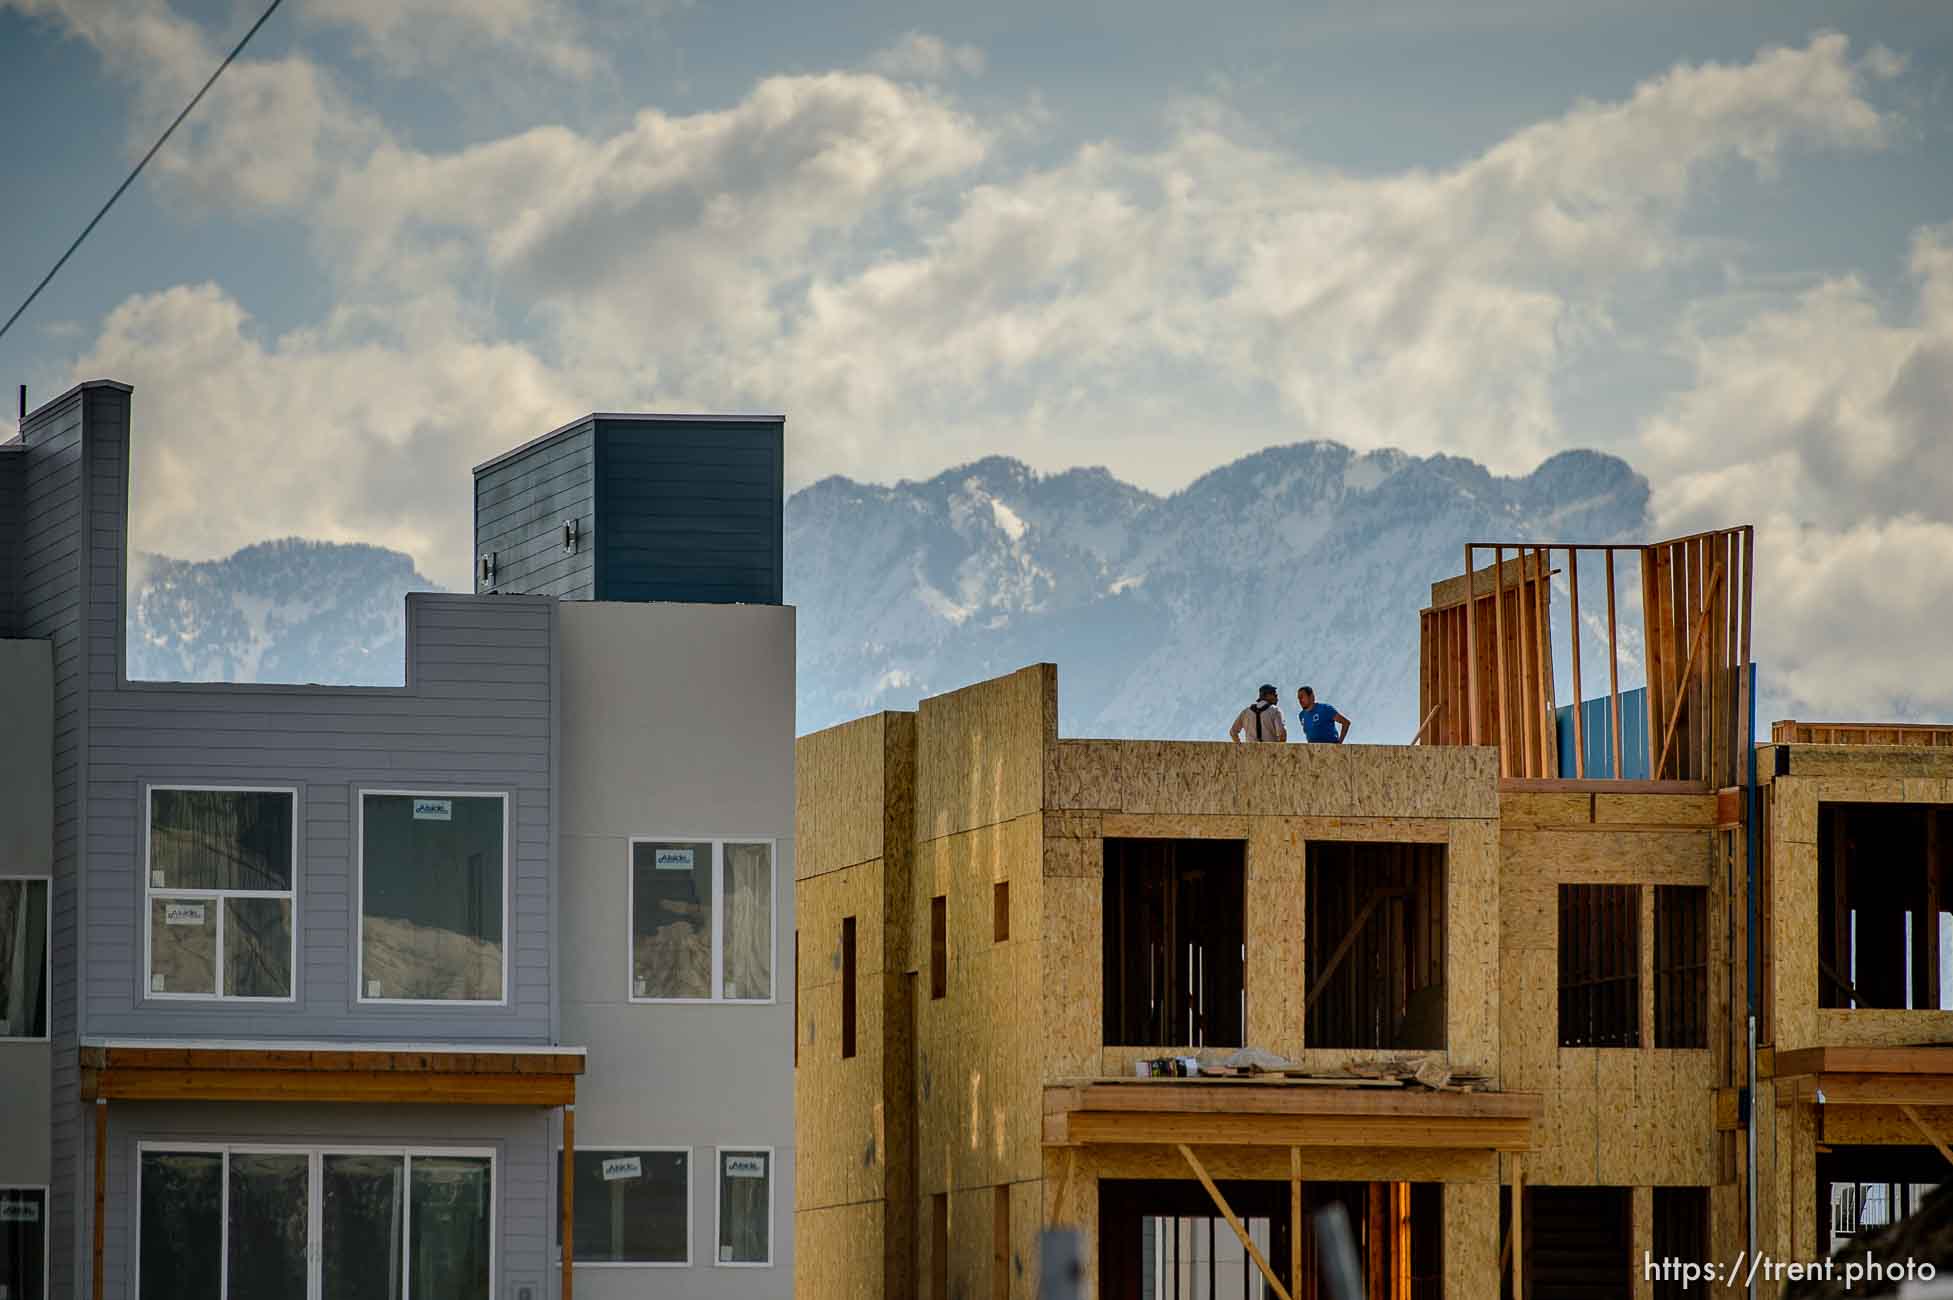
[1421,527,1753,785]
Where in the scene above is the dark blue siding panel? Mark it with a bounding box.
[595,418,783,604]
[474,421,595,599]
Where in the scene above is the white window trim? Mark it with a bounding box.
[0,876,51,1042]
[711,1145,775,1269]
[555,1144,692,1269]
[626,836,778,1005]
[0,1184,49,1296]
[142,785,300,1004]
[355,789,512,1007]
[133,1142,497,1300]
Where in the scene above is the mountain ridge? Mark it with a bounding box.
[124,440,1652,740]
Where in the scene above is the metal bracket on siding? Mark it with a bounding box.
[562,518,578,555]
[480,551,497,588]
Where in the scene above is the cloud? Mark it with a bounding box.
[1644,225,1953,722]
[868,31,985,81]
[44,23,1920,643]
[1,0,384,211]
[74,282,577,578]
[298,0,606,81]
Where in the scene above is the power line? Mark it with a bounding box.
[0,0,290,347]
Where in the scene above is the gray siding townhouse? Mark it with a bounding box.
[0,384,794,1300]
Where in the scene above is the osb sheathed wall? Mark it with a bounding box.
[1764,746,1953,1054]
[1745,745,1953,1290]
[1499,790,1728,1295]
[1040,738,1504,1299]
[911,665,1055,1300]
[795,711,917,1300]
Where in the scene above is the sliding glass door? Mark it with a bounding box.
[138,1146,492,1300]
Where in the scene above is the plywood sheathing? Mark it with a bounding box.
[1501,828,1713,883]
[1631,1184,1654,1300]
[1443,1182,1499,1300]
[1775,746,1953,778]
[1049,739,1498,819]
[794,1201,885,1300]
[915,663,1055,843]
[1039,872,1102,1080]
[1709,1183,1743,1300]
[797,713,894,881]
[1448,819,1501,1078]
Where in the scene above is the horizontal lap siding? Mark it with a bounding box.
[84,593,557,1042]
[0,449,21,634]
[100,1102,551,1300]
[19,389,89,1300]
[476,423,595,599]
[596,419,783,604]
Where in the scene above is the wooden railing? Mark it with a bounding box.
[1772,720,1953,748]
[1418,527,1754,786]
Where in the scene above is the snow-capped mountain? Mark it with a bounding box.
[787,442,1650,741]
[128,540,442,687]
[123,441,1650,741]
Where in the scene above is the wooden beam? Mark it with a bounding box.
[562,1104,575,1300]
[1493,545,1509,776]
[92,1100,106,1300]
[1046,1081,1542,1120]
[1568,547,1585,779]
[1368,1181,1388,1300]
[1291,1147,1303,1300]
[1511,1154,1524,1300]
[89,1067,576,1105]
[1654,560,1725,780]
[1465,545,1480,747]
[1304,891,1403,1013]
[1606,549,1623,779]
[1064,1111,1535,1150]
[1904,1104,1953,1168]
[1413,703,1441,746]
[1772,1047,1953,1078]
[1393,1181,1411,1300]
[1178,1145,1296,1300]
[1499,778,1710,795]
[1532,547,1555,778]
[1518,547,1537,778]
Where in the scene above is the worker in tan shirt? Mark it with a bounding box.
[1229,684,1287,742]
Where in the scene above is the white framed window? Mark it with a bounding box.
[144,787,298,1001]
[0,878,50,1039]
[713,1147,773,1268]
[556,1146,691,1267]
[628,838,775,1003]
[0,1185,48,1300]
[135,1143,495,1300]
[357,791,509,1005]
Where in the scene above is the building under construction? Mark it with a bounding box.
[792,525,1953,1299]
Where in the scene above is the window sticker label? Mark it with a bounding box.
[654,847,694,870]
[165,901,206,926]
[413,798,452,821]
[152,870,164,887]
[151,974,165,992]
[0,1200,40,1222]
[723,1154,766,1179]
[367,980,383,999]
[720,1246,734,1261]
[601,1156,642,1181]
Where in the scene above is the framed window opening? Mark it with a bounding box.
[555,1146,691,1268]
[628,837,777,1004]
[0,1185,48,1300]
[713,1146,774,1268]
[0,877,51,1039]
[356,790,510,1006]
[134,1143,495,1300]
[143,786,298,1003]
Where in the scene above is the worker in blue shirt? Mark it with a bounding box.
[1294,686,1351,743]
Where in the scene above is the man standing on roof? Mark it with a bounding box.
[1230,684,1287,742]
[1295,686,1351,743]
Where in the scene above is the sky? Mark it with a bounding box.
[1,0,1951,720]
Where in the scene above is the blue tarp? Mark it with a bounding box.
[1556,687,1651,779]
[1555,666,1757,779]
